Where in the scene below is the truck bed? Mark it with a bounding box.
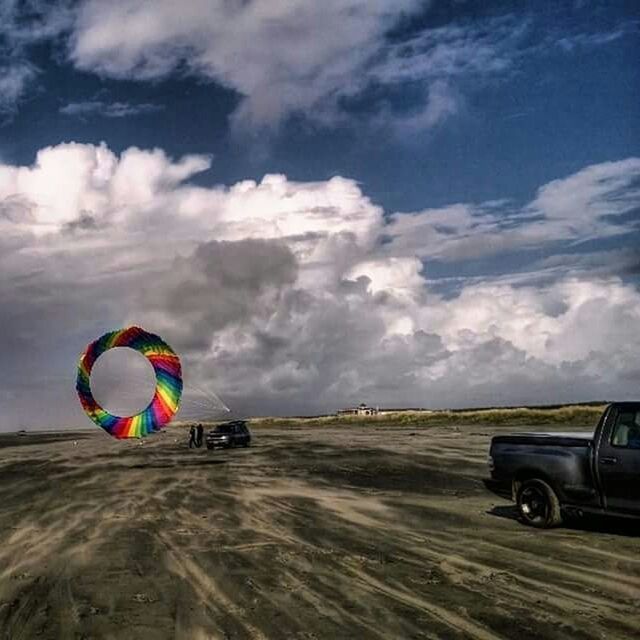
[491,431,593,447]
[488,430,597,505]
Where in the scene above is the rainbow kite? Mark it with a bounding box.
[76,326,183,439]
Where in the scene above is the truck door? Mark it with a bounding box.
[597,407,640,515]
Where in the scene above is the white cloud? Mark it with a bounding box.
[61,1,576,133]
[62,3,630,133]
[370,18,519,86]
[0,61,38,114]
[384,158,640,262]
[0,142,213,233]
[529,158,640,230]
[0,0,74,45]
[67,0,422,130]
[0,2,632,129]
[0,1,73,114]
[348,257,424,299]
[1,142,639,429]
[59,100,164,118]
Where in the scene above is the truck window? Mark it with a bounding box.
[611,411,640,449]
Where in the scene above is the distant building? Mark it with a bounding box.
[337,403,379,417]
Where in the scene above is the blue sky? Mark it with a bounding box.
[0,0,639,427]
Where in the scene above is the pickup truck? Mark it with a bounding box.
[486,402,640,528]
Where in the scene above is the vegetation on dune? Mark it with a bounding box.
[247,404,607,429]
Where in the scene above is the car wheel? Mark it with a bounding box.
[516,478,563,528]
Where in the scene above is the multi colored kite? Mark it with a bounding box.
[76,326,183,439]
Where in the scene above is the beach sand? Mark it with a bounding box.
[0,423,638,639]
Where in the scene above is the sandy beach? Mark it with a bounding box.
[0,423,638,639]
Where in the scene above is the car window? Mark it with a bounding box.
[611,411,640,449]
[214,425,233,434]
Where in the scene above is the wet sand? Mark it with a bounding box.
[0,423,638,639]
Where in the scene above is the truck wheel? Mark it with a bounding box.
[516,479,563,529]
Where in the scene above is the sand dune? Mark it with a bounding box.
[0,424,638,639]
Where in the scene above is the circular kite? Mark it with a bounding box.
[76,326,183,439]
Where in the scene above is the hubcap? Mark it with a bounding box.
[521,486,548,522]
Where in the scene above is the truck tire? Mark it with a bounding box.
[516,478,563,528]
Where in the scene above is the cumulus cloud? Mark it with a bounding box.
[0,142,212,234]
[1,141,639,429]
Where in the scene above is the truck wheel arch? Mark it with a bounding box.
[512,469,562,503]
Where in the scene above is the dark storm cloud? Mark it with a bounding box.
[62,211,99,233]
[0,263,88,429]
[138,238,298,351]
[621,260,640,276]
[193,283,456,416]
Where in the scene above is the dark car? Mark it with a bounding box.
[206,421,251,449]
[485,402,640,528]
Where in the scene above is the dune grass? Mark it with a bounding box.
[248,404,607,429]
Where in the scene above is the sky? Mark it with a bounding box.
[0,0,639,430]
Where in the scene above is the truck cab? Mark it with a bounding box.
[486,402,640,528]
[596,403,640,514]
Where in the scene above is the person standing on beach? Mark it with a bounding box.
[188,425,197,449]
[196,424,204,448]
